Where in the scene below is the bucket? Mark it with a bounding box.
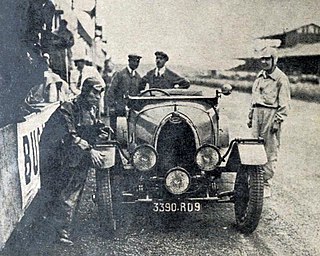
[94,144,116,169]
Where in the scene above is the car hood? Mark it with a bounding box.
[129,101,217,147]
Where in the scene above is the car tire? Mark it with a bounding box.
[234,165,264,234]
[96,167,116,238]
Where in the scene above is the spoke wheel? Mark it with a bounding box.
[234,165,264,234]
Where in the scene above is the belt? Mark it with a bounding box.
[252,103,278,109]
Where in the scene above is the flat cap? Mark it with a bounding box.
[128,54,142,60]
[155,51,169,61]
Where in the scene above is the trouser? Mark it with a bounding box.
[49,161,90,237]
[99,91,105,116]
[109,112,117,139]
[251,107,281,182]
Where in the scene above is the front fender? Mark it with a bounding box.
[225,139,267,171]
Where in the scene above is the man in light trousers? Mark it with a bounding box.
[247,46,291,198]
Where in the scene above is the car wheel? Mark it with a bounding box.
[234,165,264,234]
[96,167,117,237]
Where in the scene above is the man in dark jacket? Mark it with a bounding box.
[140,51,190,90]
[40,77,108,245]
[107,54,143,132]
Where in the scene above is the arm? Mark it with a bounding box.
[247,80,257,128]
[139,73,149,91]
[169,70,190,89]
[106,72,120,108]
[275,76,291,123]
[59,103,105,167]
[59,103,92,151]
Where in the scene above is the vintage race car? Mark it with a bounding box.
[95,85,267,236]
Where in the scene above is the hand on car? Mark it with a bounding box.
[90,149,105,168]
[98,126,114,140]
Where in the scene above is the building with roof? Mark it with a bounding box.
[235,23,320,76]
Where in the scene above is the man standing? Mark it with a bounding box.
[107,54,143,132]
[247,47,291,197]
[73,57,105,92]
[40,77,108,245]
[51,19,74,82]
[140,51,190,90]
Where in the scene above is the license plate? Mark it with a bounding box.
[152,202,201,213]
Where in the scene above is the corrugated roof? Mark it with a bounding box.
[277,43,320,57]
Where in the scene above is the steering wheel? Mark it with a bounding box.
[138,88,170,97]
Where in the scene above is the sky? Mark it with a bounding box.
[97,0,320,70]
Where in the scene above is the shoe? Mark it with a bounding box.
[58,237,74,246]
[57,229,74,246]
[264,182,271,198]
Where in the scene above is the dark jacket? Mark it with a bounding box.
[41,98,101,170]
[107,67,143,116]
[140,68,190,90]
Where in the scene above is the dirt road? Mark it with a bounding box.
[2,86,320,256]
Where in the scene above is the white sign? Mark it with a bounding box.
[17,103,59,209]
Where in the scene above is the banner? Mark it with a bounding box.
[17,103,59,209]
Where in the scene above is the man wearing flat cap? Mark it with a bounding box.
[40,77,109,245]
[140,51,190,90]
[107,54,144,133]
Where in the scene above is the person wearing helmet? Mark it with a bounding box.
[40,77,109,245]
[247,46,291,198]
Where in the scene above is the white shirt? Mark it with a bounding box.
[155,67,166,76]
[127,66,136,77]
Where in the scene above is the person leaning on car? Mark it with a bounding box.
[140,51,190,90]
[247,46,291,197]
[107,54,144,133]
[40,77,109,245]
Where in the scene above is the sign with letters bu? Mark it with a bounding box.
[17,103,59,209]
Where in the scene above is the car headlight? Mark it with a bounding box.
[132,144,157,171]
[165,167,190,195]
[195,144,221,171]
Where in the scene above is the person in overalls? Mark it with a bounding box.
[247,47,291,198]
[40,77,109,245]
